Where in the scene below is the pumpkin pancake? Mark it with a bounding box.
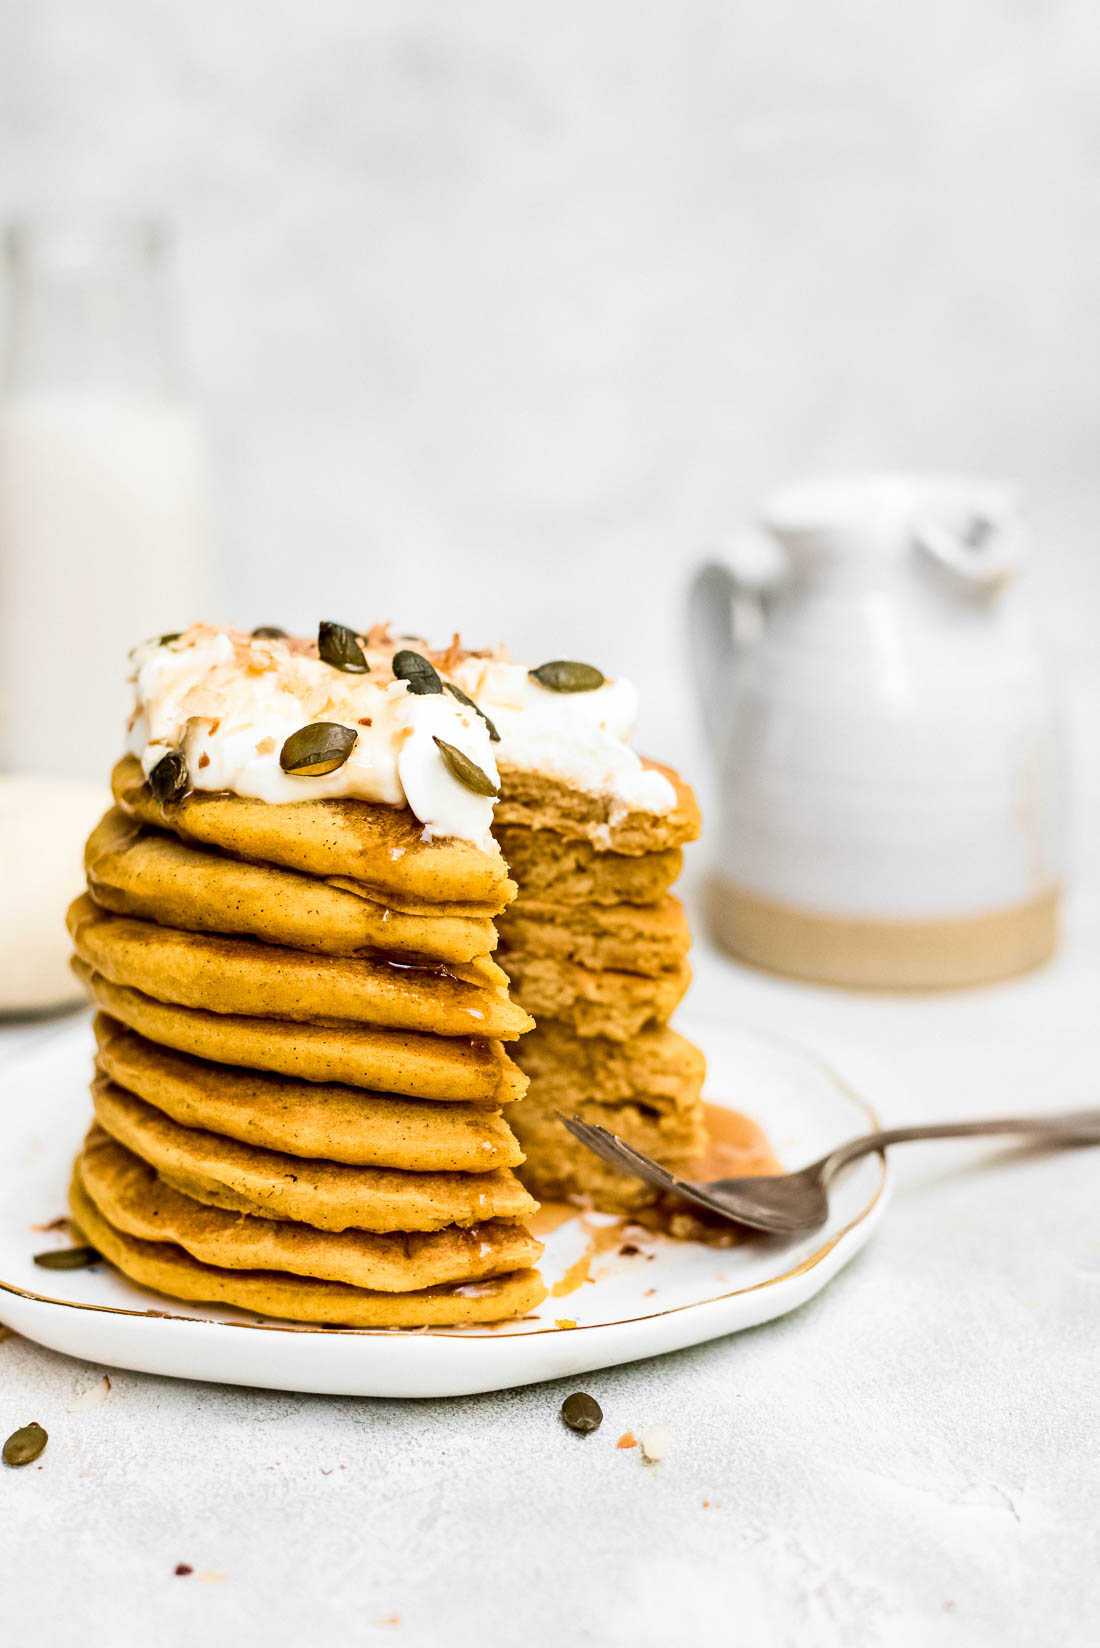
[86,808,499,964]
[322,878,502,920]
[514,1018,705,1106]
[501,953,692,1040]
[93,1017,523,1172]
[70,1168,546,1326]
[510,1020,706,1209]
[493,759,701,855]
[78,1128,541,1291]
[68,896,529,1039]
[511,1090,704,1212]
[92,1079,538,1233]
[75,962,528,1103]
[497,894,690,975]
[112,754,516,910]
[493,827,684,906]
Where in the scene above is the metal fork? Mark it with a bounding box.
[559,1108,1100,1235]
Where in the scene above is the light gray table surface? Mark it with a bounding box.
[2,878,1098,1648]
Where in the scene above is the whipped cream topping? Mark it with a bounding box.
[127,624,675,846]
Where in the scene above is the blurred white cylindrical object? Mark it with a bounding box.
[0,775,108,1012]
[0,219,214,780]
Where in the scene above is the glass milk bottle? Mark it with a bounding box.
[0,219,215,780]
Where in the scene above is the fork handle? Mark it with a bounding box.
[821,1109,1100,1178]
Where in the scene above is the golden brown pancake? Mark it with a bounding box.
[493,759,701,855]
[498,893,690,975]
[112,754,516,909]
[510,1019,706,1209]
[78,1128,541,1291]
[68,895,529,1040]
[493,827,684,906]
[70,1168,547,1327]
[92,1078,538,1233]
[75,961,528,1104]
[323,878,501,920]
[501,953,692,1040]
[86,808,499,965]
[514,1018,705,1105]
[510,1092,704,1212]
[93,1016,523,1172]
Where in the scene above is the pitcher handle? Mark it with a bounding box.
[687,533,786,751]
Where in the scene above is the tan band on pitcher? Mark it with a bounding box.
[707,879,1059,990]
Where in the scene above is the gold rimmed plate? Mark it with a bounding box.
[0,1015,890,1397]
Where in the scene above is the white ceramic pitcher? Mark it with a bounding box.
[688,475,1065,989]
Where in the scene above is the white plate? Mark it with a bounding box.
[0,1015,890,1397]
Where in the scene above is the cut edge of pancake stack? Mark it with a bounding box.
[494,760,706,1216]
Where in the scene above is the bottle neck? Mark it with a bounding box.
[3,220,179,397]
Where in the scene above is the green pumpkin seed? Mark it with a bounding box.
[444,681,501,742]
[529,660,605,693]
[148,751,189,804]
[158,631,183,646]
[3,1422,48,1468]
[280,722,358,776]
[433,737,499,797]
[392,650,443,695]
[318,621,369,674]
[560,1392,603,1435]
[33,1245,101,1270]
[251,625,287,639]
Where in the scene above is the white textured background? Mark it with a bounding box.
[2,11,1100,1646]
[2,0,1099,768]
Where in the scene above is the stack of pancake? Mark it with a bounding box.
[65,756,548,1327]
[493,759,706,1213]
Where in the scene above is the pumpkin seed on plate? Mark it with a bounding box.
[560,1392,603,1435]
[433,737,499,797]
[33,1245,101,1270]
[444,680,500,742]
[3,1423,48,1468]
[148,751,189,804]
[318,621,369,673]
[392,650,443,695]
[529,660,605,693]
[280,722,358,776]
[251,625,287,639]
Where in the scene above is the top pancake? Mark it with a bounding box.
[86,808,498,966]
[493,759,700,856]
[112,754,516,911]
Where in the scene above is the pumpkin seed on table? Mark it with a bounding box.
[280,723,358,777]
[392,649,443,695]
[444,681,501,742]
[433,737,499,797]
[3,1422,48,1468]
[318,621,369,674]
[148,751,189,804]
[560,1392,603,1435]
[33,1245,101,1270]
[251,625,288,639]
[529,660,605,693]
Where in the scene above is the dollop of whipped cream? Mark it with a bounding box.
[127,624,675,846]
